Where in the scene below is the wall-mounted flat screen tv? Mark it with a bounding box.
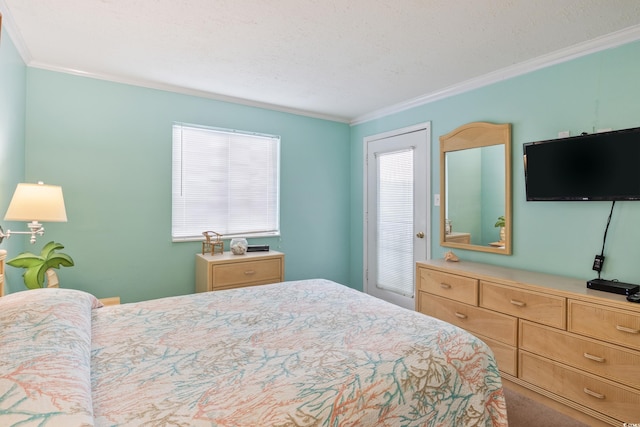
[523,127,640,201]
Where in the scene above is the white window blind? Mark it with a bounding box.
[376,148,414,297]
[172,123,280,241]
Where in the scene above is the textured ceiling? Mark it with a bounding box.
[2,0,640,122]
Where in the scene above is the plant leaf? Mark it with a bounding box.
[36,264,50,288]
[7,253,45,269]
[23,266,45,289]
[44,253,75,270]
[40,241,65,259]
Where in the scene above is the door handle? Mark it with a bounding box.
[416,232,425,238]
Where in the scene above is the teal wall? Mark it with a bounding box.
[4,27,640,299]
[0,27,28,292]
[21,70,350,302]
[351,40,640,288]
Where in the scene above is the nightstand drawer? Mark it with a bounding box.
[519,351,640,422]
[419,293,517,345]
[520,320,640,389]
[480,281,566,329]
[568,300,640,351]
[196,251,285,292]
[212,258,282,289]
[417,268,478,305]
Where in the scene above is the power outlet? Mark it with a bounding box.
[434,194,440,206]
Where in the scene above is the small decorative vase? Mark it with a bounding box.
[499,227,506,243]
[230,238,248,255]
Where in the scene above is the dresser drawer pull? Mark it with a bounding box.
[616,325,640,334]
[454,312,467,319]
[440,283,452,289]
[583,388,605,399]
[244,270,256,275]
[583,353,605,363]
[509,299,526,307]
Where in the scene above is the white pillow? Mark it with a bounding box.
[0,288,101,426]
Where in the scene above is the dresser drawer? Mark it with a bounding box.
[519,351,640,422]
[520,320,640,389]
[475,333,517,376]
[212,258,283,289]
[480,281,566,329]
[419,293,517,345]
[417,268,478,305]
[568,300,640,351]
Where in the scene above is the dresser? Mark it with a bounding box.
[416,259,640,426]
[196,251,284,292]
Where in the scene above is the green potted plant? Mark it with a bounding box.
[494,215,506,243]
[7,241,74,289]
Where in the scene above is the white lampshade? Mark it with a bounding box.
[4,183,67,222]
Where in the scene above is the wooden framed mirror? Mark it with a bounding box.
[440,122,512,255]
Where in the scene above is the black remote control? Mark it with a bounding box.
[627,292,640,303]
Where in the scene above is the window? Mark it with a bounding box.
[172,123,280,241]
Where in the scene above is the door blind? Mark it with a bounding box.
[375,148,414,297]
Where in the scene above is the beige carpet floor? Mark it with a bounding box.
[504,387,590,427]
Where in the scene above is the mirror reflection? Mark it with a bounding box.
[440,122,511,255]
[445,145,505,246]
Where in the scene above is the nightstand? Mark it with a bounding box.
[195,250,284,292]
[99,296,121,306]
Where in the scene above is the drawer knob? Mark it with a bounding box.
[244,270,256,275]
[616,325,639,334]
[583,388,605,400]
[454,312,467,319]
[509,299,526,307]
[440,283,452,289]
[583,353,605,363]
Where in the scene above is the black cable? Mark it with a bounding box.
[597,201,615,279]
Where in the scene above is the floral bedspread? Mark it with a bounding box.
[91,279,506,426]
[0,279,507,426]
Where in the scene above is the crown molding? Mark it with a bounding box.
[0,0,32,64]
[28,61,351,123]
[351,25,640,126]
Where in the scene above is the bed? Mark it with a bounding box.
[0,279,508,426]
